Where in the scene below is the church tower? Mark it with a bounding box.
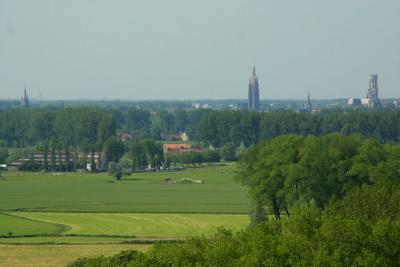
[248,64,260,111]
[306,92,312,112]
[21,86,30,108]
[366,74,380,107]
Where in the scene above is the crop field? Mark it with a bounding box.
[0,165,248,213]
[0,165,251,266]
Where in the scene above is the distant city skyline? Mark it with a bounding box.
[1,1,400,100]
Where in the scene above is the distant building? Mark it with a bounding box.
[7,152,101,171]
[366,74,381,107]
[192,103,200,109]
[228,103,239,110]
[298,92,314,113]
[395,99,400,108]
[347,98,362,106]
[163,143,202,156]
[347,74,381,108]
[181,132,189,142]
[248,64,260,111]
[228,103,248,110]
[306,92,312,112]
[192,103,212,109]
[21,87,30,108]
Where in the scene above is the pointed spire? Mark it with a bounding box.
[22,85,30,108]
[250,64,257,81]
[307,91,312,112]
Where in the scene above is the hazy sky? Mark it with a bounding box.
[0,1,399,100]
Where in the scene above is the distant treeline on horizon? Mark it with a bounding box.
[0,107,399,150]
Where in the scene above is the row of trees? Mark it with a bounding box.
[166,150,221,167]
[0,108,116,149]
[1,108,400,150]
[197,109,400,146]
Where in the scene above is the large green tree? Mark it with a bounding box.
[238,134,400,220]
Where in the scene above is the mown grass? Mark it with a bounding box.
[0,165,249,213]
[0,213,64,237]
[0,244,150,267]
[10,212,249,238]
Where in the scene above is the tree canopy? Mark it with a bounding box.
[237,134,400,221]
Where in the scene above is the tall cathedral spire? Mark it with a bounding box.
[248,64,260,111]
[251,64,256,79]
[22,85,30,108]
[306,92,312,112]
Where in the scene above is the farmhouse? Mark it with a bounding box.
[163,143,201,156]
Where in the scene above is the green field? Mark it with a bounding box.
[8,212,248,238]
[0,165,251,266]
[0,213,63,236]
[0,165,248,213]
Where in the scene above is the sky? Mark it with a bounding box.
[0,0,399,100]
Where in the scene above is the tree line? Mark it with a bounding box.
[1,108,400,150]
[1,108,400,169]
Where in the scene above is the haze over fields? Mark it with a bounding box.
[0,0,400,100]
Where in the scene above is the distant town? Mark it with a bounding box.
[1,65,399,112]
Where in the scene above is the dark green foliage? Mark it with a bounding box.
[1,108,400,152]
[68,250,141,267]
[0,107,116,148]
[102,137,125,167]
[238,134,400,219]
[127,139,164,170]
[220,142,237,161]
[124,109,151,133]
[166,150,221,167]
[0,147,9,164]
[108,162,124,180]
[202,150,221,165]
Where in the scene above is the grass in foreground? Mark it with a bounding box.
[10,212,249,238]
[0,244,150,267]
[0,236,140,244]
[0,165,249,213]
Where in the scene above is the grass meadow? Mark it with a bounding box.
[0,165,251,266]
[0,165,248,213]
[0,213,63,236]
[7,212,248,238]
